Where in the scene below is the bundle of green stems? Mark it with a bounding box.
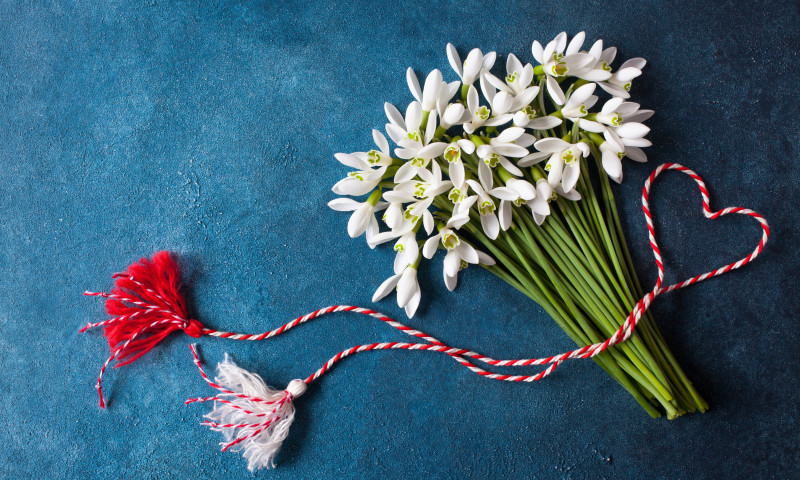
[434,148,707,418]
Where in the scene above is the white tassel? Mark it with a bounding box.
[202,355,307,471]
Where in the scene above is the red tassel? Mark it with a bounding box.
[82,251,204,408]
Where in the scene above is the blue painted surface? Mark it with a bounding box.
[1,1,799,478]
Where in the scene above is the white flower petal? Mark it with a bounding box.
[602,149,623,180]
[515,133,536,148]
[406,68,422,103]
[423,234,440,259]
[463,48,483,84]
[531,40,544,64]
[406,101,422,131]
[566,31,585,55]
[373,129,390,154]
[403,287,421,318]
[616,122,650,138]
[531,195,550,216]
[507,53,524,77]
[485,72,511,93]
[511,86,539,111]
[482,51,497,70]
[347,204,372,238]
[372,273,401,302]
[422,69,443,110]
[397,268,418,307]
[492,91,513,114]
[393,162,419,183]
[493,144,528,158]
[446,43,462,77]
[625,146,648,162]
[619,57,647,70]
[327,197,361,211]
[509,179,536,200]
[444,271,457,292]
[385,123,408,144]
[546,156,564,187]
[527,116,563,130]
[535,137,571,152]
[455,242,479,264]
[499,157,523,176]
[476,250,495,266]
[335,152,370,170]
[481,213,499,239]
[518,150,550,167]
[615,67,642,82]
[579,119,606,133]
[546,75,565,105]
[422,209,434,234]
[443,103,465,126]
[561,162,580,193]
[385,103,405,129]
[478,161,493,190]
[489,186,519,201]
[444,250,461,277]
[498,200,512,231]
[570,82,597,104]
[495,126,525,143]
[598,82,630,99]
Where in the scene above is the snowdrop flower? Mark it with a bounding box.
[527,178,552,225]
[475,126,531,177]
[563,32,614,82]
[598,57,646,98]
[606,117,651,151]
[381,160,451,236]
[389,104,448,182]
[385,101,423,146]
[463,84,515,134]
[465,175,499,240]
[442,138,476,195]
[392,230,419,274]
[446,44,496,90]
[406,68,452,113]
[513,105,563,131]
[598,138,626,183]
[603,123,651,164]
[364,129,396,167]
[482,55,540,113]
[328,190,388,244]
[437,101,468,131]
[561,82,599,127]
[389,160,453,202]
[372,263,421,317]
[520,137,590,193]
[532,32,595,105]
[382,201,405,230]
[488,178,537,231]
[331,152,388,196]
[503,53,535,95]
[422,198,492,290]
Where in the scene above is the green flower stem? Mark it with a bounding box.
[553,197,671,385]
[507,217,677,414]
[592,155,708,412]
[516,224,677,412]
[570,167,677,403]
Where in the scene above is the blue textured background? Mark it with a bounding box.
[2,1,799,478]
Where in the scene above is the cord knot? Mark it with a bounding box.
[183,318,204,338]
[285,379,307,399]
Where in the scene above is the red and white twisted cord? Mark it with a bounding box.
[195,162,770,385]
[83,163,770,401]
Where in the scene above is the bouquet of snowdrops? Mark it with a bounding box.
[329,32,707,418]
